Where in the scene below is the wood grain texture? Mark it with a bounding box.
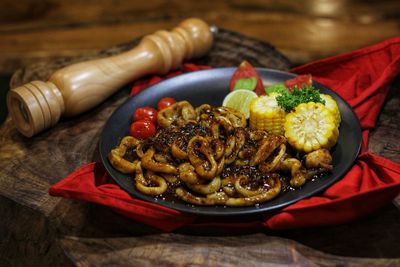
[59,233,400,266]
[1,0,400,74]
[0,28,399,267]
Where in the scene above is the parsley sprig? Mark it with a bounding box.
[276,85,325,112]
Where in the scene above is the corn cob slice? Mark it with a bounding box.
[320,94,341,127]
[284,102,339,153]
[249,93,286,135]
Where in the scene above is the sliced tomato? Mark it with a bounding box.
[229,60,265,96]
[284,74,312,92]
[130,120,156,139]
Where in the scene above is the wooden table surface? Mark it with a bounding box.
[1,0,400,75]
[0,1,400,266]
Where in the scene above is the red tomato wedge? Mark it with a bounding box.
[229,60,265,96]
[284,74,312,92]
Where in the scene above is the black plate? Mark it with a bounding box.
[99,68,362,216]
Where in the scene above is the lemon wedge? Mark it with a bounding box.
[222,90,258,119]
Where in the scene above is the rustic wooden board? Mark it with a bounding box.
[0,28,399,266]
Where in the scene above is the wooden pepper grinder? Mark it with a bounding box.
[7,18,214,137]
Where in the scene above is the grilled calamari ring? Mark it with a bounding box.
[178,163,200,184]
[304,149,333,171]
[222,176,238,197]
[195,104,213,120]
[135,142,148,158]
[250,135,286,166]
[187,136,217,180]
[277,157,306,187]
[259,144,286,173]
[225,175,281,206]
[157,101,197,128]
[187,176,222,195]
[171,140,188,160]
[216,157,225,176]
[135,163,167,195]
[176,175,281,206]
[108,136,140,173]
[161,173,178,183]
[210,116,235,156]
[225,128,246,164]
[175,188,228,206]
[215,106,246,127]
[234,176,265,197]
[142,147,177,174]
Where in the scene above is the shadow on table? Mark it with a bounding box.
[49,198,400,259]
[0,75,10,125]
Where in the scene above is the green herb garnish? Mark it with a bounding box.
[276,84,325,112]
[265,83,288,95]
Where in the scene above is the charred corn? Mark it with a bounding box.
[249,93,286,135]
[284,102,339,153]
[320,94,341,127]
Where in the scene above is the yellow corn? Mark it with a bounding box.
[249,93,286,135]
[320,94,341,127]
[284,102,339,153]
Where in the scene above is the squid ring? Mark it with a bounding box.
[135,163,167,195]
[187,176,222,195]
[278,158,306,188]
[108,136,140,173]
[175,187,228,206]
[142,147,177,174]
[215,106,246,127]
[304,149,333,171]
[178,163,200,184]
[250,135,286,166]
[222,176,237,197]
[210,139,225,160]
[225,176,281,206]
[171,141,188,160]
[135,143,147,158]
[157,101,196,128]
[211,116,236,157]
[216,157,225,176]
[225,128,246,164]
[234,176,265,197]
[161,173,178,183]
[259,144,287,173]
[187,136,217,180]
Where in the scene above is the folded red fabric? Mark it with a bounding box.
[49,38,400,232]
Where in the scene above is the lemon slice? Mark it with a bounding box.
[222,90,258,119]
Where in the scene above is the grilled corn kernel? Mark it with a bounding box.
[284,102,339,153]
[320,94,341,127]
[249,94,286,135]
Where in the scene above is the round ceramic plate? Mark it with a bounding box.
[99,68,362,216]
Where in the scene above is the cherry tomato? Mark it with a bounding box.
[133,107,158,124]
[157,97,176,110]
[130,120,156,139]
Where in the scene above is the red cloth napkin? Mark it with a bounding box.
[49,38,400,232]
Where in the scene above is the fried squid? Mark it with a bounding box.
[108,101,333,206]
